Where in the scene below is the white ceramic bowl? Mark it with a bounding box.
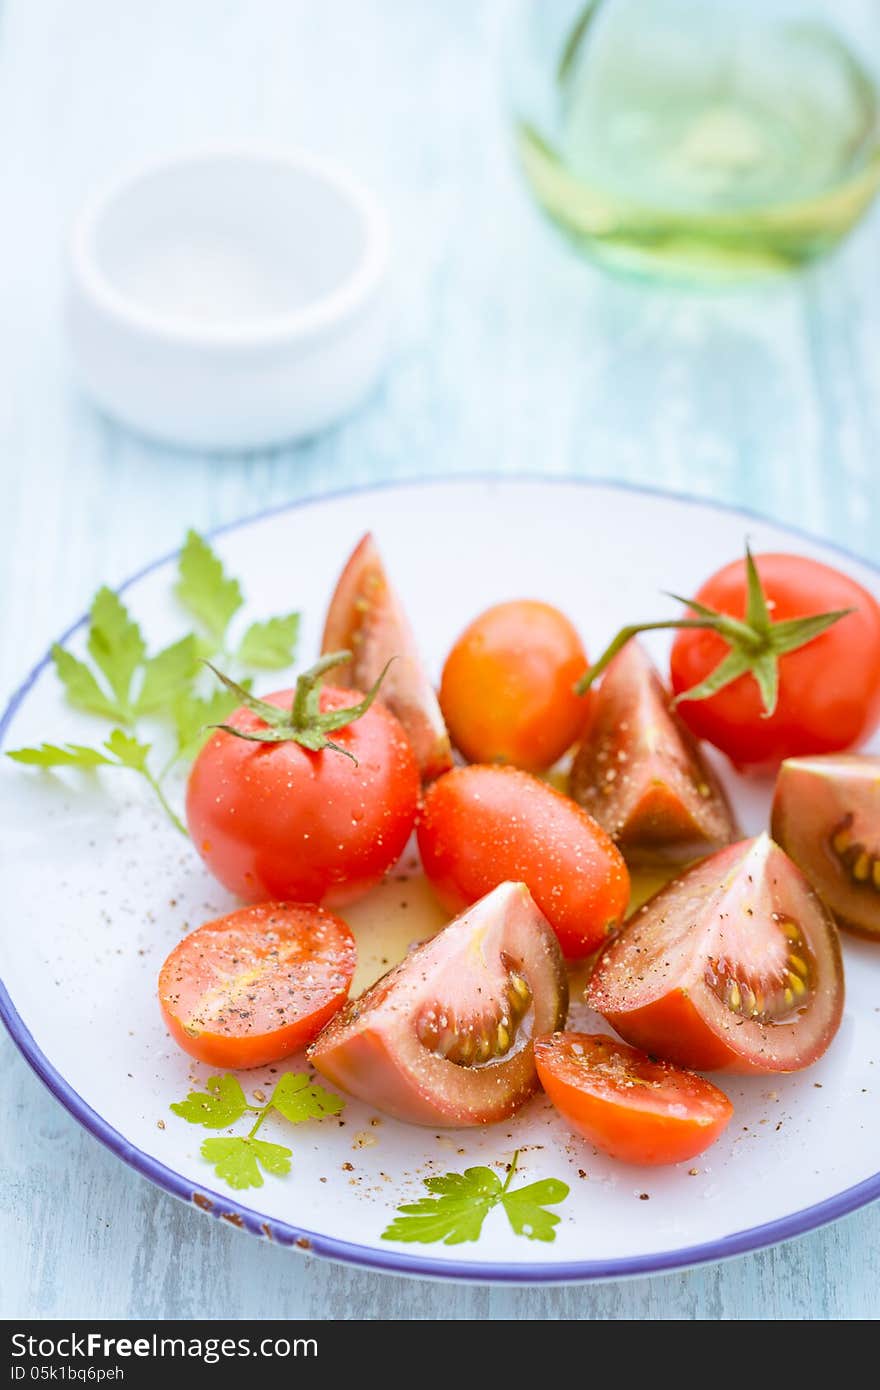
[65,150,391,451]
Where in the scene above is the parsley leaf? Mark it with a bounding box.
[269,1073,345,1124]
[200,1137,292,1190]
[170,683,248,764]
[237,613,300,669]
[87,587,146,715]
[103,728,151,771]
[136,635,200,715]
[51,645,124,722]
[6,742,112,769]
[169,1075,249,1129]
[382,1152,569,1246]
[175,530,243,646]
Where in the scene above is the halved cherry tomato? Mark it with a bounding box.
[186,685,419,906]
[440,600,590,772]
[670,554,880,767]
[569,639,738,864]
[535,1033,733,1166]
[587,834,843,1073]
[772,753,880,940]
[309,881,568,1125]
[322,532,452,781]
[159,903,357,1068]
[417,765,630,958]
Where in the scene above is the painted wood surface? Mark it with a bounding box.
[1,0,879,1319]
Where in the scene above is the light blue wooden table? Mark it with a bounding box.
[2,0,879,1320]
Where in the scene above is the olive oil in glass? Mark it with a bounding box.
[508,0,880,280]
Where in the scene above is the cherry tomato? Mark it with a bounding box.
[772,753,880,940]
[159,902,356,1068]
[186,686,419,906]
[670,554,880,767]
[417,764,630,958]
[440,600,591,772]
[569,639,738,864]
[322,532,452,781]
[587,834,844,1073]
[310,882,568,1125]
[535,1033,733,1166]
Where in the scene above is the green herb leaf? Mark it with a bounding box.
[170,1074,249,1129]
[104,729,151,772]
[136,635,200,715]
[175,530,243,645]
[500,1178,569,1242]
[269,1073,345,1125]
[6,742,112,769]
[382,1154,570,1246]
[171,685,242,762]
[87,588,146,713]
[237,614,300,670]
[51,645,124,722]
[200,1136,292,1189]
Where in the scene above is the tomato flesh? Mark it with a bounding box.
[535,1033,733,1166]
[186,686,419,906]
[417,764,630,958]
[322,532,452,781]
[440,599,590,772]
[569,640,737,864]
[772,753,880,940]
[309,881,568,1125]
[670,553,880,767]
[587,835,843,1073]
[159,903,357,1068]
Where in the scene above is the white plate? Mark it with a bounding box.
[2,477,879,1283]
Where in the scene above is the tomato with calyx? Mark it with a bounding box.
[587,834,844,1073]
[159,903,357,1068]
[569,640,738,864]
[772,753,880,940]
[440,599,591,772]
[535,1033,733,1166]
[322,532,452,781]
[186,661,419,906]
[309,881,568,1126]
[670,554,880,767]
[417,764,630,959]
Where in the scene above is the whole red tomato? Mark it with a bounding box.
[187,685,419,905]
[670,553,880,767]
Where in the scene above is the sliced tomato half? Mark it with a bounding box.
[158,903,357,1068]
[535,1033,733,1166]
[309,881,568,1125]
[568,640,738,865]
[772,753,880,940]
[586,835,844,1073]
[322,532,452,781]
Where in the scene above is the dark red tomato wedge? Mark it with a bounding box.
[569,640,738,865]
[587,835,844,1073]
[322,532,453,781]
[772,754,880,940]
[309,881,568,1125]
[535,1033,733,1166]
[159,903,357,1069]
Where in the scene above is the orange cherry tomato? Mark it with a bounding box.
[417,764,630,958]
[158,902,356,1068]
[535,1032,733,1167]
[440,600,591,772]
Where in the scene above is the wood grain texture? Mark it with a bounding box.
[1,0,879,1320]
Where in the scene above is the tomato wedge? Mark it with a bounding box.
[772,754,880,940]
[158,903,356,1068]
[586,835,844,1073]
[322,532,452,781]
[535,1033,733,1166]
[309,881,568,1125]
[569,640,738,864]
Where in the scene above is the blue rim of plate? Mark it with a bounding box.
[2,473,879,1284]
